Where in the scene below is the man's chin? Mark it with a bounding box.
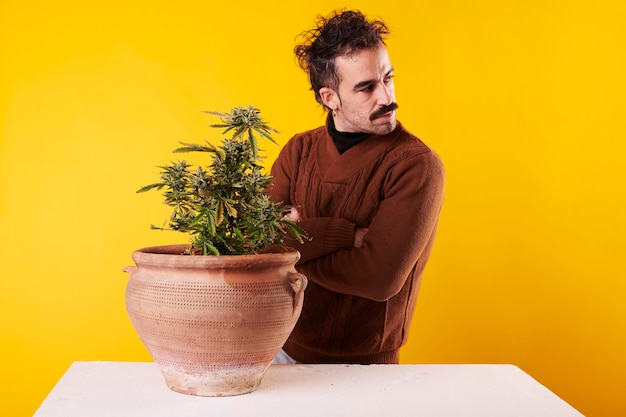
[371,118,397,135]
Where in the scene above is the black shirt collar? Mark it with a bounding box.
[327,114,371,154]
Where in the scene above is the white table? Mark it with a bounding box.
[33,362,583,417]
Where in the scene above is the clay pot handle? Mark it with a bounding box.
[287,272,308,315]
[123,266,137,276]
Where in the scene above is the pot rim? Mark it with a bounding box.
[131,244,301,269]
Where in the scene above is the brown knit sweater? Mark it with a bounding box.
[268,120,445,364]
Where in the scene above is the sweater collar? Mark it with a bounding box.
[316,118,405,180]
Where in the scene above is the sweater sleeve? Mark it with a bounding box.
[286,217,356,263]
[297,150,445,302]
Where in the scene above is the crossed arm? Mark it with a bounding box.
[270,149,445,302]
[285,207,369,248]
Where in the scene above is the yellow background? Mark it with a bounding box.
[1,1,624,415]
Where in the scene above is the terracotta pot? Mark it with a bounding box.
[124,244,307,396]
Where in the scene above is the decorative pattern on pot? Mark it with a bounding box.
[124,244,307,396]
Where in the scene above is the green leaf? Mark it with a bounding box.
[255,127,279,145]
[204,242,220,256]
[189,210,206,227]
[248,130,259,157]
[173,141,218,153]
[207,210,216,234]
[231,125,247,140]
[215,200,224,226]
[136,183,163,193]
[283,220,308,244]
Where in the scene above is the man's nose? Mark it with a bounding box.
[376,82,393,105]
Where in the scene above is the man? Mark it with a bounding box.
[268,9,445,364]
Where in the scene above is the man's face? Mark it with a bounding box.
[326,44,397,135]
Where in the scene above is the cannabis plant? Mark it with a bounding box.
[138,105,305,255]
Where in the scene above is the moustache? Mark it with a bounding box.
[369,102,399,121]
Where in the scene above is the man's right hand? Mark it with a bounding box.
[283,207,302,222]
[354,228,369,248]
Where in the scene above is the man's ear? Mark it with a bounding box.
[319,87,339,111]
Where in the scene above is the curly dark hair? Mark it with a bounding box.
[294,10,390,109]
